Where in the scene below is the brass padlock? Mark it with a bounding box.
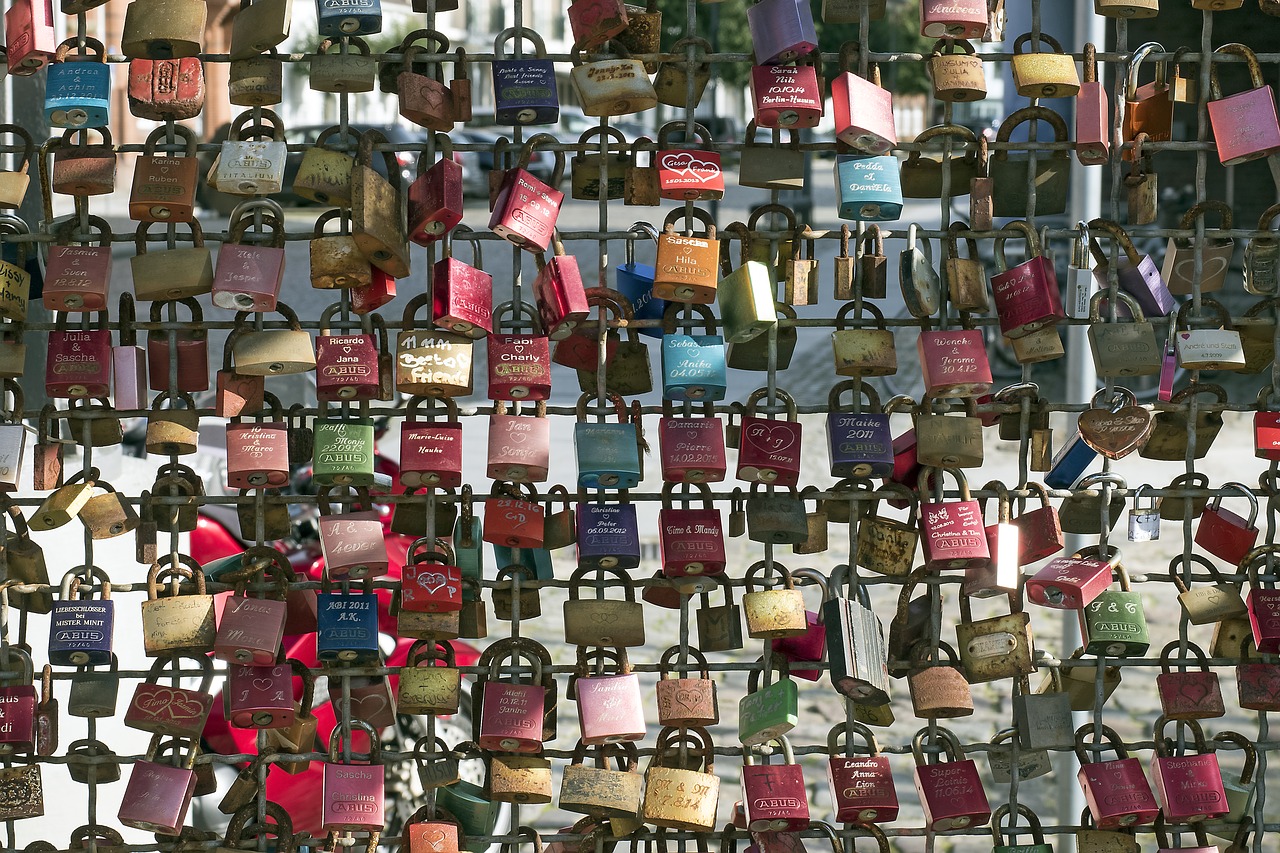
[1163,200,1233,295]
[1158,472,1209,521]
[832,302,897,377]
[929,37,986,101]
[65,398,123,448]
[1010,31,1081,98]
[783,226,819,305]
[943,222,988,312]
[293,126,357,207]
[900,124,979,198]
[121,0,207,59]
[571,126,629,200]
[144,391,200,456]
[309,210,370,289]
[310,37,376,94]
[653,36,711,108]
[230,304,317,376]
[742,561,807,639]
[492,564,540,622]
[488,753,553,804]
[229,50,283,106]
[30,466,97,531]
[1141,383,1225,461]
[1087,291,1161,377]
[0,125,34,209]
[1059,472,1127,535]
[352,128,410,278]
[856,483,917,578]
[1124,133,1158,226]
[228,0,291,59]
[3,501,52,613]
[955,592,1035,683]
[80,479,140,539]
[141,555,215,656]
[915,398,983,468]
[132,221,214,302]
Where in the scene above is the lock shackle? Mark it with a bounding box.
[69,825,125,850]
[744,120,801,152]
[828,721,881,757]
[790,567,828,604]
[0,214,29,268]
[1074,723,1131,764]
[399,26,448,64]
[59,125,114,150]
[652,724,715,773]
[657,644,711,679]
[575,391,630,424]
[0,125,35,175]
[909,726,964,765]
[1176,296,1234,332]
[570,38,635,65]
[60,565,112,601]
[490,299,545,335]
[585,285,636,324]
[135,218,206,256]
[1087,289,1144,324]
[1168,552,1232,592]
[990,804,1046,847]
[405,534,455,568]
[917,465,971,502]
[149,295,204,325]
[746,202,798,238]
[1210,43,1265,100]
[574,644,631,677]
[667,34,711,66]
[944,221,978,261]
[993,107,1069,160]
[745,735,796,765]
[492,26,548,58]
[517,133,565,186]
[233,544,296,597]
[312,209,353,239]
[1208,481,1259,524]
[921,394,978,419]
[227,199,287,247]
[659,481,715,511]
[743,386,798,421]
[1178,199,1233,232]
[405,395,461,425]
[151,388,198,414]
[1158,639,1211,674]
[866,482,918,524]
[417,132,455,178]
[481,635,546,685]
[1088,217,1142,266]
[992,219,1038,270]
[442,223,482,269]
[1168,382,1227,410]
[0,645,32,686]
[228,109,284,142]
[230,389,284,424]
[1242,544,1280,588]
[859,223,885,258]
[0,379,21,422]
[1124,41,1166,100]
[931,37,977,58]
[144,651,214,693]
[742,560,796,594]
[314,124,360,154]
[1081,41,1098,83]
[316,483,375,517]
[656,120,715,151]
[575,124,627,158]
[1129,131,1150,173]
[827,379,882,414]
[833,300,888,332]
[1212,731,1257,784]
[906,124,978,167]
[836,41,869,77]
[287,658,316,714]
[141,124,198,160]
[320,35,372,58]
[661,302,717,337]
[357,129,402,191]
[1153,714,1209,757]
[979,479,1012,524]
[567,565,638,603]
[147,554,206,600]
[406,637,456,669]
[661,205,717,239]
[908,637,961,668]
[1012,31,1065,56]
[327,718,382,764]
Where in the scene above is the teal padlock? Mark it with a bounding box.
[738,660,799,745]
[992,803,1053,853]
[311,415,376,487]
[490,544,554,581]
[573,393,642,489]
[661,303,726,402]
[436,777,501,852]
[834,154,903,222]
[452,485,484,594]
[1079,562,1149,657]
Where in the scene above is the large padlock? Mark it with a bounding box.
[213,201,287,312]
[141,556,214,656]
[575,497,641,570]
[831,44,896,154]
[563,565,645,646]
[1075,724,1160,829]
[228,50,282,105]
[831,302,896,377]
[1087,291,1161,377]
[476,638,550,753]
[309,36,376,94]
[697,581,744,652]
[225,661,293,730]
[487,317,552,402]
[537,241,592,344]
[120,0,206,58]
[822,566,889,701]
[1089,217,1175,317]
[655,646,718,728]
[899,125,979,199]
[49,568,114,665]
[568,0,629,50]
[745,483,808,546]
[117,735,197,834]
[642,726,719,830]
[955,590,1034,682]
[317,487,387,580]
[315,308,383,401]
[856,484,918,578]
[124,653,214,739]
[653,35,712,108]
[834,152,902,221]
[351,129,410,278]
[1080,562,1150,657]
[321,720,385,831]
[51,128,117,198]
[915,397,983,468]
[570,41,656,117]
[716,222,777,345]
[490,134,565,253]
[487,399,549,483]
[1244,546,1280,653]
[1196,483,1259,567]
[558,741,642,818]
[989,107,1071,217]
[918,467,989,569]
[213,550,290,664]
[145,298,208,394]
[571,126,630,201]
[1172,553,1248,625]
[45,38,111,128]
[491,27,558,124]
[129,56,204,119]
[990,805,1054,853]
[1010,30,1080,97]
[1208,43,1280,165]
[991,220,1064,338]
[212,110,287,196]
[1151,716,1228,823]
[827,722,898,824]
[911,727,990,831]
[660,404,726,484]
[397,640,461,716]
[661,304,726,402]
[748,0,817,63]
[654,207,720,303]
[741,737,809,831]
[573,647,645,744]
[398,396,463,489]
[1156,641,1225,721]
[295,127,356,209]
[41,217,111,313]
[316,577,379,664]
[751,59,823,128]
[0,647,36,754]
[129,126,198,223]
[1164,201,1233,295]
[227,0,289,58]
[396,294,473,397]
[396,36,453,128]
[1120,42,1172,150]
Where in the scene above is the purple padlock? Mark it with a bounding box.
[575,501,641,571]
[827,381,894,479]
[49,568,114,666]
[1089,219,1175,317]
[747,0,818,64]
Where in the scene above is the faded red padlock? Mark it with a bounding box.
[490,133,565,253]
[317,486,388,580]
[1013,481,1063,564]
[43,217,113,312]
[737,388,803,487]
[432,225,492,339]
[919,0,987,37]
[402,807,462,853]
[124,654,214,740]
[113,293,147,411]
[990,222,1064,339]
[408,133,464,245]
[1155,641,1224,721]
[1026,545,1121,610]
[742,736,810,831]
[917,467,989,570]
[1076,723,1160,829]
[128,58,205,123]
[212,200,287,313]
[655,646,719,728]
[551,287,625,371]
[487,400,550,483]
[568,0,629,50]
[0,648,37,754]
[483,483,545,549]
[315,305,383,402]
[1195,483,1259,567]
[146,298,209,393]
[400,396,463,489]
[118,735,199,835]
[224,392,290,489]
[400,539,462,613]
[1245,546,1280,654]
[659,483,726,578]
[1151,716,1228,823]
[1076,44,1110,165]
[487,327,552,402]
[351,265,397,315]
[46,311,112,398]
[213,549,291,665]
[660,404,727,483]
[226,660,295,729]
[917,328,992,397]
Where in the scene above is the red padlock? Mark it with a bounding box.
[487,324,552,402]
[4,0,56,76]
[1013,481,1063,565]
[212,201,287,312]
[770,568,827,680]
[124,654,214,740]
[408,133,464,246]
[1151,716,1228,823]
[487,400,550,483]
[146,298,209,393]
[213,549,291,665]
[918,467,989,570]
[46,313,111,398]
[1026,545,1120,610]
[551,288,625,371]
[656,121,725,201]
[351,266,397,315]
[1075,723,1160,829]
[400,539,462,613]
[225,393,290,489]
[317,487,388,579]
[742,737,810,831]
[659,483,726,578]
[535,237,590,342]
[919,0,987,37]
[1245,546,1280,654]
[477,639,548,753]
[990,222,1065,339]
[574,647,645,745]
[402,807,462,853]
[1254,390,1280,459]
[827,722,899,824]
[751,59,823,129]
[1194,483,1259,567]
[226,661,295,729]
[0,648,37,754]
[43,217,113,312]
[322,721,385,831]
[316,306,383,402]
[832,51,896,155]
[400,397,463,489]
[1155,641,1224,721]
[432,226,492,340]
[568,0,629,50]
[1237,634,1280,711]
[737,388,803,487]
[483,483,545,549]
[911,727,990,831]
[490,134,565,253]
[118,735,198,835]
[917,329,992,397]
[660,405,727,483]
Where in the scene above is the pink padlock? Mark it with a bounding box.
[1245,549,1280,654]
[911,727,990,831]
[212,202,286,312]
[659,483,726,577]
[574,648,646,745]
[1076,724,1160,829]
[118,735,198,835]
[737,388,803,487]
[1027,546,1121,610]
[917,467,989,570]
[227,661,295,729]
[317,487,389,580]
[0,648,36,753]
[322,721,385,832]
[1076,44,1110,165]
[919,0,987,38]
[831,50,896,155]
[43,217,113,312]
[742,736,810,831]
[400,539,462,613]
[213,550,290,665]
[46,314,111,398]
[225,393,290,489]
[488,329,552,401]
[112,294,147,411]
[1150,717,1228,823]
[490,134,564,253]
[770,568,827,680]
[917,329,992,397]
[315,307,383,402]
[990,222,1065,339]
[487,400,551,483]
[660,406,727,483]
[408,133,464,246]
[1207,44,1280,166]
[478,640,548,753]
[432,225,493,339]
[399,396,463,489]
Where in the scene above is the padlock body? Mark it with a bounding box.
[743,764,809,831]
[0,686,36,753]
[46,329,111,397]
[316,591,380,663]
[322,760,385,831]
[48,599,113,665]
[400,421,463,488]
[832,71,896,155]
[1026,556,1113,609]
[834,155,903,221]
[917,330,992,397]
[991,256,1064,338]
[316,333,381,401]
[828,411,894,479]
[1247,587,1280,653]
[660,417,727,483]
[478,682,546,752]
[1208,85,1280,166]
[575,422,642,489]
[487,413,550,483]
[1081,590,1150,656]
[489,167,564,253]
[913,759,991,830]
[44,246,112,311]
[828,756,898,824]
[125,682,213,739]
[751,64,822,128]
[118,759,196,835]
[575,503,641,570]
[214,595,286,665]
[1194,505,1258,567]
[46,61,111,128]
[660,507,726,577]
[487,334,552,401]
[919,498,989,569]
[433,258,493,339]
[1078,757,1160,828]
[576,673,645,744]
[225,422,290,489]
[492,59,559,125]
[1153,753,1227,822]
[400,560,461,613]
[920,0,987,36]
[737,416,802,486]
[747,0,818,64]
[662,333,727,401]
[227,662,295,729]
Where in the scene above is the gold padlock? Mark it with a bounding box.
[571,126,630,201]
[641,726,719,830]
[293,126,357,207]
[1087,290,1161,377]
[229,50,284,106]
[783,226,820,306]
[855,483,918,577]
[352,129,410,279]
[144,391,200,456]
[65,398,124,448]
[1157,472,1209,521]
[944,222,988,312]
[309,210,371,290]
[141,555,216,656]
[741,561,807,639]
[231,304,318,376]
[563,565,645,647]
[0,125,35,208]
[559,741,643,818]
[228,0,291,59]
[309,37,376,94]
[397,639,462,715]
[396,293,474,397]
[915,398,983,468]
[121,0,207,59]
[30,466,98,531]
[955,592,1035,682]
[929,37,986,102]
[131,221,214,302]
[1010,31,1081,98]
[80,479,140,539]
[488,754,553,804]
[2,501,52,613]
[653,36,711,108]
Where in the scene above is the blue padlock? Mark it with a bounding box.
[834,154,903,222]
[827,380,895,479]
[491,545,554,581]
[575,499,642,570]
[491,27,558,125]
[615,222,663,339]
[316,0,382,37]
[45,38,111,129]
[574,393,643,490]
[49,568,114,666]
[316,587,380,664]
[747,0,818,64]
[1045,430,1098,489]
[661,304,727,402]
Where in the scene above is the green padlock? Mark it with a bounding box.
[992,803,1054,853]
[1209,731,1256,840]
[311,415,376,487]
[738,659,798,746]
[1079,562,1149,657]
[436,776,502,852]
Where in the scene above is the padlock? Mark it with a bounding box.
[65,651,120,720]
[1013,677,1075,752]
[726,301,798,372]
[120,0,206,57]
[141,556,214,656]
[1124,133,1158,225]
[915,397,983,468]
[856,484,918,578]
[991,220,1064,338]
[989,107,1071,217]
[696,581,744,652]
[1120,42,1173,153]
[575,497,641,570]
[213,201,287,311]
[1076,43,1110,164]
[1158,471,1209,522]
[563,565,645,646]
[661,305,726,402]
[742,562,807,639]
[833,152,901,222]
[928,38,986,101]
[1172,553,1248,625]
[740,124,807,193]
[916,467,988,569]
[315,307,382,401]
[0,385,28,495]
[131,221,214,301]
[118,735,197,834]
[5,0,55,75]
[614,0,661,70]
[660,404,726,483]
[487,399,550,483]
[393,41,456,131]
[1086,291,1161,378]
[737,387,802,486]
[655,121,723,200]
[739,658,799,744]
[990,805,1054,853]
[226,0,289,58]
[490,27,558,124]
[654,207,720,303]
[573,647,645,744]
[826,722,897,824]
[145,298,208,393]
[827,381,893,478]
[571,126,630,200]
[911,727,990,830]
[574,393,642,489]
[294,128,357,210]
[0,127,34,209]
[899,125,979,199]
[490,134,565,253]
[308,36,376,94]
[129,126,198,222]
[476,638,550,753]
[311,412,376,488]
[49,568,114,665]
[570,41,656,117]
[939,223,986,314]
[0,646,36,755]
[1155,641,1225,722]
[397,397,463,489]
[1151,716,1228,822]
[537,240,592,343]
[483,481,546,551]
[653,35,712,108]
[30,466,97,531]
[396,294,473,397]
[1010,31,1080,97]
[745,483,808,546]
[211,111,287,196]
[1247,206,1280,296]
[1196,483,1259,567]
[1208,43,1280,165]
[1028,544,1122,610]
[64,737,120,785]
[351,129,410,278]
[832,45,896,154]
[740,737,809,832]
[321,720,385,831]
[831,302,896,377]
[129,55,204,119]
[653,646,719,728]
[641,726,719,830]
[783,226,821,305]
[1010,479,1063,565]
[144,391,199,456]
[558,741,643,820]
[0,217,31,322]
[3,503,52,613]
[317,487,388,580]
[316,579,380,664]
[396,639,461,716]
[1164,201,1233,295]
[399,539,462,614]
[225,661,293,730]
[1244,546,1280,653]
[956,589,1034,682]
[567,0,629,50]
[1081,562,1150,657]
[213,550,290,664]
[716,223,777,345]
[124,653,214,739]
[1091,216,1175,317]
[45,38,111,129]
[228,50,282,105]
[747,0,817,63]
[1175,298,1245,371]
[820,566,889,700]
[1075,724,1160,829]
[917,328,991,397]
[751,60,823,128]
[907,641,973,718]
[259,659,318,773]
[488,316,552,402]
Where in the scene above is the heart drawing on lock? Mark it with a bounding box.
[1174,255,1228,287]
[417,572,449,594]
[137,686,206,721]
[1172,676,1211,706]
[673,688,702,709]
[659,152,721,183]
[252,678,275,692]
[746,423,797,454]
[424,831,449,852]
